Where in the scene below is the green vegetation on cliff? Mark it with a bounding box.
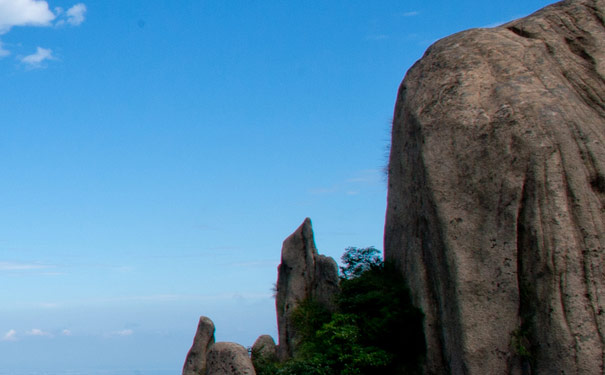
[254,247,425,375]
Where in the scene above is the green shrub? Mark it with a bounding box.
[289,297,333,350]
[338,262,425,374]
[255,247,425,375]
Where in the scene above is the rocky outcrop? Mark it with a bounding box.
[251,335,277,366]
[183,316,216,375]
[183,317,256,375]
[275,218,340,360]
[205,342,256,375]
[384,0,605,373]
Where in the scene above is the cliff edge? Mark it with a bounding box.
[384,0,605,373]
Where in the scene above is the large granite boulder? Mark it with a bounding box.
[275,218,340,360]
[384,0,605,373]
[251,334,277,366]
[183,316,216,375]
[205,342,256,375]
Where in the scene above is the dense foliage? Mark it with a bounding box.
[255,247,425,375]
[339,246,382,279]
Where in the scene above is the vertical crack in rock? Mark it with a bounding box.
[515,175,533,375]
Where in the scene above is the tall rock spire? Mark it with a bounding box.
[275,218,339,360]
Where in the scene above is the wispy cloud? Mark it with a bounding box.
[26,328,52,337]
[0,41,9,57]
[2,329,17,341]
[58,293,273,307]
[309,169,383,196]
[61,329,72,336]
[107,329,133,337]
[401,11,420,17]
[55,3,86,27]
[308,186,339,195]
[37,302,60,309]
[66,3,86,25]
[345,169,382,184]
[229,260,277,269]
[0,261,49,271]
[20,46,54,68]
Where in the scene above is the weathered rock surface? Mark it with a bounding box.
[183,316,216,375]
[275,218,340,360]
[251,334,277,366]
[385,0,605,373]
[205,342,256,375]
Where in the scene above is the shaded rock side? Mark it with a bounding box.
[183,316,216,375]
[205,342,256,375]
[275,218,340,360]
[384,0,605,374]
[251,334,277,366]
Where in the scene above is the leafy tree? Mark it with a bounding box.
[338,262,425,374]
[289,297,333,351]
[339,246,382,279]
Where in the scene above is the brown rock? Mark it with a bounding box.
[385,0,605,373]
[182,316,216,375]
[205,342,256,375]
[275,218,340,360]
[251,334,277,365]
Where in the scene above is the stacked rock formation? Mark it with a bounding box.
[275,218,340,360]
[384,0,605,373]
[183,317,216,375]
[182,316,256,375]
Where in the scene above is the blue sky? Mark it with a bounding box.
[1,0,554,373]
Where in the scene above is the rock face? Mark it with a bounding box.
[183,316,216,375]
[205,342,256,375]
[275,218,340,360]
[384,0,605,373]
[251,334,277,366]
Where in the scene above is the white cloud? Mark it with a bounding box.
[0,0,56,34]
[112,329,133,336]
[65,3,85,25]
[61,329,72,336]
[20,46,53,68]
[2,329,17,341]
[26,328,52,337]
[0,1,86,59]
